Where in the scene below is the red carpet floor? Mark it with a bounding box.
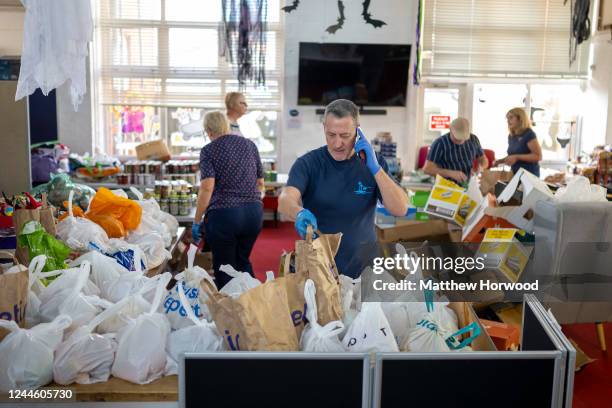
[250,222,611,407]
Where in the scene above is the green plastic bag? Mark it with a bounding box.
[17,221,71,272]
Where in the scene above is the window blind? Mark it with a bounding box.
[422,0,590,78]
[92,0,282,109]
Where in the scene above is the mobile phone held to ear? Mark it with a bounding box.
[356,127,366,162]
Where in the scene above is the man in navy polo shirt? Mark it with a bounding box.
[278,99,408,278]
[423,117,488,184]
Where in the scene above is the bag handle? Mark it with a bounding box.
[0,319,20,333]
[177,281,203,326]
[187,244,198,270]
[424,283,434,313]
[130,186,144,201]
[303,279,319,326]
[282,251,292,275]
[84,295,132,333]
[67,190,74,217]
[148,272,172,314]
[265,271,275,282]
[28,255,47,289]
[219,264,244,279]
[445,322,481,350]
[0,251,19,266]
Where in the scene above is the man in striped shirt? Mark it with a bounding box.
[423,117,488,184]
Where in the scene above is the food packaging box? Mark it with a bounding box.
[476,228,532,282]
[424,175,478,226]
[462,194,517,242]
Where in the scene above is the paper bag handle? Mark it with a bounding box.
[0,251,19,266]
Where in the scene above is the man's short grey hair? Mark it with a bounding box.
[323,99,360,126]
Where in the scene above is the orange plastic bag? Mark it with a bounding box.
[58,202,85,221]
[85,213,126,238]
[85,188,142,237]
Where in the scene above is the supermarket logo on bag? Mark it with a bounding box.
[0,301,25,324]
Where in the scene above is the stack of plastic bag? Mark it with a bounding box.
[343,302,399,352]
[300,280,345,352]
[95,275,168,335]
[53,298,133,385]
[0,315,72,391]
[69,251,127,300]
[166,281,224,375]
[36,261,104,332]
[219,264,262,298]
[111,273,172,384]
[161,245,214,329]
[57,190,110,252]
[554,175,608,202]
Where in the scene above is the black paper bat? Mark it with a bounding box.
[282,0,300,13]
[326,0,346,34]
[362,0,387,28]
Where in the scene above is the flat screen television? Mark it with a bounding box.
[298,42,411,107]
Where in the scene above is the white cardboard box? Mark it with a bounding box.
[496,168,555,233]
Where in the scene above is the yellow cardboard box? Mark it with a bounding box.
[424,175,477,226]
[476,228,532,282]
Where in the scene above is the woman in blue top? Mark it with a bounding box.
[495,107,542,176]
[191,111,265,289]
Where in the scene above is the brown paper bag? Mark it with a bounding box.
[284,227,343,338]
[0,252,29,341]
[204,278,299,351]
[14,194,56,265]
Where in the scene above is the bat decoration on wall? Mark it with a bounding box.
[282,0,386,33]
[281,0,299,13]
[326,1,346,34]
[362,0,386,28]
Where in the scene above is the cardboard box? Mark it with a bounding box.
[479,319,520,351]
[496,168,555,233]
[135,139,171,161]
[424,175,478,226]
[480,169,513,195]
[376,219,450,243]
[476,228,532,282]
[462,194,517,242]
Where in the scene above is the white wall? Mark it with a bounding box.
[0,8,23,56]
[279,0,418,173]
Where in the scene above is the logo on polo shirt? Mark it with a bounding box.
[354,181,374,195]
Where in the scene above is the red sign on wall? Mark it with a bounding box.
[429,115,451,131]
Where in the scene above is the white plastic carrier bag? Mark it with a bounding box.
[111,272,172,384]
[343,302,399,352]
[0,315,72,391]
[299,279,345,352]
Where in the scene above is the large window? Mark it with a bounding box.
[421,0,590,78]
[92,0,282,157]
[472,83,583,162]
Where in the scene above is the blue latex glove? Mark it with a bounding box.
[192,221,202,243]
[354,128,381,176]
[295,208,318,239]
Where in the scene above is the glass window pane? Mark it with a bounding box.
[472,84,528,159]
[111,28,158,66]
[169,28,218,68]
[110,0,161,20]
[165,0,221,22]
[238,110,277,154]
[168,107,207,155]
[104,106,161,156]
[422,88,459,143]
[530,84,582,160]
